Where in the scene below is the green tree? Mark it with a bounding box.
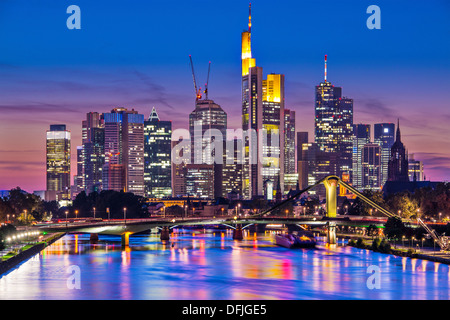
[384,217,406,240]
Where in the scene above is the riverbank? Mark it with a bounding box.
[0,232,65,275]
[345,235,450,265]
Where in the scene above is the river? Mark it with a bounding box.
[1,229,449,300]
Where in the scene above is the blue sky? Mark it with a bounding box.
[0,0,449,190]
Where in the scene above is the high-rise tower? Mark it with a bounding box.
[352,124,371,190]
[46,124,71,202]
[102,108,145,196]
[241,4,284,200]
[144,107,172,198]
[314,55,353,181]
[374,123,395,186]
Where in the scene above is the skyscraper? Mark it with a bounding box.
[102,108,145,196]
[76,112,103,194]
[284,109,296,175]
[241,5,284,200]
[222,138,243,198]
[314,55,353,180]
[299,142,339,198]
[46,124,71,202]
[188,99,227,199]
[387,120,409,182]
[408,154,424,182]
[297,132,309,190]
[361,143,382,190]
[374,123,395,186]
[144,107,172,198]
[352,124,371,190]
[84,127,105,194]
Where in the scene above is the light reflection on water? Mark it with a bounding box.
[0,230,449,300]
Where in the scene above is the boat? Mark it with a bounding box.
[275,230,316,248]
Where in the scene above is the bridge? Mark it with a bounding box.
[35,175,400,246]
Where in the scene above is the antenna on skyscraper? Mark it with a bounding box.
[324,54,328,82]
[248,2,252,33]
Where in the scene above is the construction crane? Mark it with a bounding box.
[189,55,202,101]
[204,61,211,100]
[417,218,450,251]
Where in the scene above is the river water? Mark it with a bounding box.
[1,229,449,300]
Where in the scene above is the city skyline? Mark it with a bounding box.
[1,0,450,192]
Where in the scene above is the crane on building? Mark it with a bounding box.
[204,61,211,100]
[189,55,202,101]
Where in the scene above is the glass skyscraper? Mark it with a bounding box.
[314,57,353,181]
[374,123,395,186]
[46,124,71,202]
[102,108,145,196]
[241,6,285,200]
[352,124,371,190]
[144,107,172,198]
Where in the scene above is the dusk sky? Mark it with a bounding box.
[0,0,449,192]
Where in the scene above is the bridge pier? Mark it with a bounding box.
[326,222,336,245]
[160,226,170,241]
[233,224,243,240]
[90,233,99,243]
[121,232,132,247]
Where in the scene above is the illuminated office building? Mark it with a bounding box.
[188,96,227,200]
[84,127,105,194]
[102,108,145,196]
[314,55,353,180]
[284,109,296,175]
[297,132,309,190]
[46,124,71,202]
[185,164,215,199]
[299,142,338,198]
[241,4,284,199]
[352,124,371,190]
[374,123,395,186]
[408,154,424,182]
[222,138,243,198]
[144,107,172,198]
[361,143,382,190]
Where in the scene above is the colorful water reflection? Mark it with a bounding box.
[0,230,450,300]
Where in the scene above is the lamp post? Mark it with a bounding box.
[75,210,79,220]
[123,207,127,225]
[106,207,110,222]
[93,207,96,219]
[184,205,188,220]
[65,210,68,228]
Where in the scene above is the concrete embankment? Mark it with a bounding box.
[0,232,66,275]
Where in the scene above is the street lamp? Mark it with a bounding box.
[75,210,79,220]
[93,207,96,219]
[65,210,68,228]
[123,207,127,224]
[106,207,110,222]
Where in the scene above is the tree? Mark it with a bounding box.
[348,190,385,216]
[384,217,406,240]
[386,191,419,219]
